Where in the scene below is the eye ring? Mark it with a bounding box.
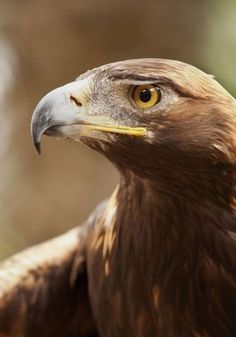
[132,84,161,108]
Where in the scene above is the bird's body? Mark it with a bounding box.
[0,59,236,337]
[86,175,236,337]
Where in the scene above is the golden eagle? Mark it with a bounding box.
[1,59,236,337]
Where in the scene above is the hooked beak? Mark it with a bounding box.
[31,80,147,154]
[31,81,85,154]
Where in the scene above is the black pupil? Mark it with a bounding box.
[139,89,152,102]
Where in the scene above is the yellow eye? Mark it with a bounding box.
[132,84,161,108]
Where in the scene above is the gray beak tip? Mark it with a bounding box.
[34,142,41,155]
[31,83,78,153]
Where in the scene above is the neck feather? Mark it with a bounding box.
[110,172,236,336]
[114,172,236,272]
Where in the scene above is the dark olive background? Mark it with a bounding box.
[0,0,235,259]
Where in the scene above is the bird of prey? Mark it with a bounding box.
[0,59,236,337]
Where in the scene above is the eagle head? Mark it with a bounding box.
[31,59,236,199]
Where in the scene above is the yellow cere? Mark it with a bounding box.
[84,124,147,136]
[132,84,161,108]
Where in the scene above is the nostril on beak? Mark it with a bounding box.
[70,95,82,107]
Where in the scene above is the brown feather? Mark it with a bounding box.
[0,223,99,337]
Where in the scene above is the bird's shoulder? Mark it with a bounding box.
[85,199,109,230]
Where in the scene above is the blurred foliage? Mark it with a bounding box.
[0,0,235,260]
[204,0,236,96]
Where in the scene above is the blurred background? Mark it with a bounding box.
[0,0,235,259]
